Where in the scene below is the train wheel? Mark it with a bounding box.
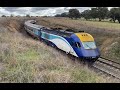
[54,45,58,49]
[46,42,50,46]
[66,52,69,54]
[51,44,55,47]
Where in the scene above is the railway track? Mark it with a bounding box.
[92,57,120,80]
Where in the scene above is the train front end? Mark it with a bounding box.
[70,33,100,61]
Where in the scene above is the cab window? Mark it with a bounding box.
[75,42,81,48]
[71,41,81,48]
[70,38,81,48]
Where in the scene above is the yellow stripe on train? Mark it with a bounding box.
[75,33,94,42]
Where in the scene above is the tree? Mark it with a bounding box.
[90,8,98,20]
[109,8,119,23]
[10,14,14,17]
[55,14,61,17]
[1,15,6,17]
[26,14,30,17]
[109,8,120,23]
[97,7,109,21]
[89,7,109,21]
[81,10,91,20]
[16,15,21,17]
[60,12,68,17]
[115,8,120,23]
[68,9,81,19]
[54,12,68,17]
[109,8,117,22]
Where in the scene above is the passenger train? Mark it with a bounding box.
[24,20,100,61]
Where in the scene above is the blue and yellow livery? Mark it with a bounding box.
[24,20,100,61]
[70,33,100,60]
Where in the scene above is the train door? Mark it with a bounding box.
[38,29,42,40]
[69,38,81,57]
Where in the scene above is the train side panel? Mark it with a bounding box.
[25,25,40,38]
[24,23,78,57]
[41,31,78,57]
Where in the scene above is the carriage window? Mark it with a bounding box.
[44,33,49,39]
[31,29,33,32]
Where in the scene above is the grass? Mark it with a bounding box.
[38,17,120,30]
[102,39,120,62]
[75,19,120,30]
[0,18,113,83]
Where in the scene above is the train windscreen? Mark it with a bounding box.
[82,41,97,49]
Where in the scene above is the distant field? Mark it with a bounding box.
[74,19,120,31]
[38,17,120,31]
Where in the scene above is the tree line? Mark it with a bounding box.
[1,14,31,17]
[54,7,120,23]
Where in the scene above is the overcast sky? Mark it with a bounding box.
[0,7,113,16]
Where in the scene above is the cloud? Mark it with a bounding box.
[3,7,21,12]
[31,7,58,12]
[3,7,33,16]
[0,7,11,15]
[0,7,114,16]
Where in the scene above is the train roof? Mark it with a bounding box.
[24,20,45,29]
[75,33,94,42]
[25,20,85,37]
[42,28,85,37]
[41,28,75,37]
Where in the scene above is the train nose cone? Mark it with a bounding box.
[82,49,100,57]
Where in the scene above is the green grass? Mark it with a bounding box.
[17,48,39,61]
[108,40,120,62]
[72,19,120,30]
[70,68,102,83]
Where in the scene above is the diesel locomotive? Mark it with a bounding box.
[24,20,100,61]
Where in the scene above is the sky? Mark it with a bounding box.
[0,7,114,16]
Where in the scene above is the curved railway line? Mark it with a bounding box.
[24,20,120,81]
[92,57,120,80]
[68,54,120,80]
